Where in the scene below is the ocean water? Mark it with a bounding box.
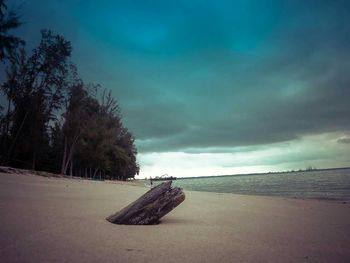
[153,168,350,201]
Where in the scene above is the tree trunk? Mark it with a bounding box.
[70,160,73,177]
[31,151,36,170]
[5,111,29,165]
[106,181,185,225]
[63,132,80,175]
[61,138,67,175]
[1,93,12,162]
[93,167,99,178]
[5,93,12,140]
[64,155,71,175]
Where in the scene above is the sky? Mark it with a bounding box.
[2,0,350,178]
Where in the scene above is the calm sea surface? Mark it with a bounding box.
[147,168,350,201]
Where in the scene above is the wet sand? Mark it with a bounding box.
[0,172,349,262]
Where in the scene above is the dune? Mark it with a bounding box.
[0,172,349,262]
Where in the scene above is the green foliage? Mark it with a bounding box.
[62,85,139,180]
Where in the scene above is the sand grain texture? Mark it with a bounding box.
[0,172,350,262]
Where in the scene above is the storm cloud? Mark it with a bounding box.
[3,0,350,162]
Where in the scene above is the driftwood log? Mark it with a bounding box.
[106,181,185,225]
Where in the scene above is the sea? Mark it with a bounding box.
[146,168,350,201]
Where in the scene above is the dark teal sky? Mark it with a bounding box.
[3,0,350,177]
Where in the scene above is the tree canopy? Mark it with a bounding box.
[0,0,24,61]
[0,1,139,180]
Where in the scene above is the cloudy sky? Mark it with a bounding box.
[3,0,350,178]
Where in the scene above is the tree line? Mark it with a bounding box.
[0,1,139,180]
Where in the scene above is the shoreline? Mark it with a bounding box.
[1,172,350,262]
[149,183,350,204]
[1,166,348,203]
[0,166,145,187]
[174,165,350,180]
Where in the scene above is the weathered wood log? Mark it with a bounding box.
[106,181,185,225]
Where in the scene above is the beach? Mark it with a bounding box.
[0,172,350,262]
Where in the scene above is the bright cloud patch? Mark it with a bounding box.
[137,133,350,178]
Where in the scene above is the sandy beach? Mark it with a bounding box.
[0,172,349,263]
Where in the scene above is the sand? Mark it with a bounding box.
[0,172,349,263]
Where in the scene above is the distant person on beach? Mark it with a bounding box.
[150,177,153,187]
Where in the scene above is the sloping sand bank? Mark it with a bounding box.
[0,172,349,262]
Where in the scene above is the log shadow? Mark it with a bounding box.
[160,217,197,225]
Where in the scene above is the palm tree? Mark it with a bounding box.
[0,0,23,61]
